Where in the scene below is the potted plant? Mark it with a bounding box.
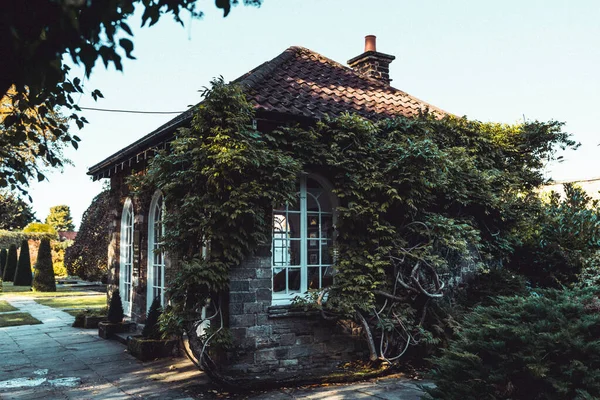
[72,308,108,329]
[98,290,136,339]
[127,297,178,361]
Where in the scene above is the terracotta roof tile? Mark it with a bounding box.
[235,46,446,121]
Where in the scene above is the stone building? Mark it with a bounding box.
[88,36,446,381]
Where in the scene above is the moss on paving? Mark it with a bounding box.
[0,312,41,327]
[0,300,18,312]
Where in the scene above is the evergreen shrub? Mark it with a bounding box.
[0,248,7,276]
[459,268,527,307]
[3,244,17,282]
[107,290,124,323]
[13,240,32,286]
[142,297,162,339]
[32,238,56,291]
[425,287,600,400]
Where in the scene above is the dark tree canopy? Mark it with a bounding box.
[0,0,261,195]
[65,190,111,280]
[45,205,75,232]
[32,238,56,291]
[0,191,37,230]
[14,240,32,286]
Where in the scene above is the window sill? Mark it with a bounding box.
[267,304,320,319]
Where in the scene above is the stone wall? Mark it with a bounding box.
[224,245,367,381]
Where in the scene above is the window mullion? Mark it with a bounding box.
[300,176,307,294]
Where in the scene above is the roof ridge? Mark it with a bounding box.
[234,46,300,91]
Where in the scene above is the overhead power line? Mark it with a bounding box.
[80,107,185,114]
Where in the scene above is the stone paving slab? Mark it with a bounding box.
[0,295,433,399]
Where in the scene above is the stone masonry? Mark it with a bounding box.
[224,245,367,381]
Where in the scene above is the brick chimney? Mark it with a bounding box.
[347,35,396,85]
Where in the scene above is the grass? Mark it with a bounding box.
[35,295,106,310]
[0,312,42,328]
[0,300,18,312]
[1,282,104,298]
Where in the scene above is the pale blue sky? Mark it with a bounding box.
[27,0,600,228]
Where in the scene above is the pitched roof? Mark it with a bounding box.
[88,46,446,178]
[237,46,446,120]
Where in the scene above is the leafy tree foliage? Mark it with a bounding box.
[509,183,600,288]
[23,222,56,234]
[64,190,111,280]
[2,244,17,283]
[0,191,36,230]
[32,238,56,291]
[0,248,6,277]
[45,205,75,232]
[142,297,163,339]
[425,288,600,400]
[138,79,575,372]
[0,87,76,194]
[0,0,261,195]
[108,290,125,323]
[14,240,32,286]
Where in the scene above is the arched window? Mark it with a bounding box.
[120,198,134,316]
[272,175,335,304]
[147,191,166,311]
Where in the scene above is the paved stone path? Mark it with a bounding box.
[0,296,432,399]
[0,297,207,399]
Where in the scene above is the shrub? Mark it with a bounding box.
[425,288,600,400]
[459,268,527,308]
[0,248,6,277]
[64,190,111,281]
[142,297,162,339]
[23,222,56,234]
[13,240,32,286]
[2,244,17,282]
[32,238,56,292]
[510,184,600,288]
[107,290,124,323]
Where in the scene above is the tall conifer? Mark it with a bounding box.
[3,244,17,282]
[32,238,56,291]
[14,240,32,286]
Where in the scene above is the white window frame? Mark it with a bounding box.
[271,175,336,305]
[120,198,135,316]
[147,191,166,311]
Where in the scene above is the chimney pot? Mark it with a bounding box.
[365,35,376,52]
[347,35,396,85]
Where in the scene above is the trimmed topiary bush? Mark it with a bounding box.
[3,244,17,283]
[425,287,600,400]
[13,240,32,286]
[0,248,7,277]
[142,297,162,339]
[32,238,56,292]
[107,290,124,323]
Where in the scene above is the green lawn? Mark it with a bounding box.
[0,312,42,328]
[35,295,106,310]
[1,282,104,298]
[0,300,17,312]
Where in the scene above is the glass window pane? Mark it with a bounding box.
[322,266,334,288]
[308,267,320,289]
[321,215,333,239]
[288,269,301,292]
[273,268,285,293]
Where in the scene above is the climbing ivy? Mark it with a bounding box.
[137,78,576,368]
